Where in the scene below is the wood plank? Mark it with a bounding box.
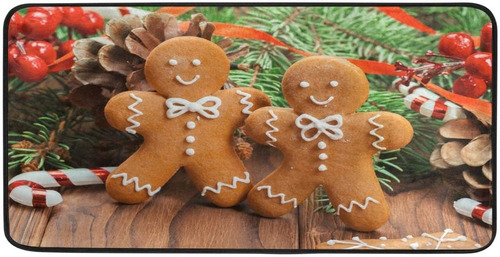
[32,145,299,249]
[299,173,493,249]
[8,203,53,247]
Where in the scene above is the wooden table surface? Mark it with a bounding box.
[7,145,493,250]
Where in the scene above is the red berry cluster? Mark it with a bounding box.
[8,7,104,82]
[396,22,493,99]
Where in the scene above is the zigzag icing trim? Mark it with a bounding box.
[421,229,467,249]
[265,110,279,147]
[125,93,143,134]
[110,173,160,196]
[257,185,297,208]
[201,171,250,196]
[336,197,380,215]
[236,90,253,114]
[368,114,387,150]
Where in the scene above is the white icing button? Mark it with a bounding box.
[326,240,335,246]
[186,136,195,143]
[192,59,201,66]
[330,80,339,87]
[185,148,195,156]
[299,81,310,88]
[169,59,177,66]
[379,237,387,240]
[186,121,196,129]
[319,153,328,160]
[380,244,386,248]
[318,164,327,172]
[317,141,327,149]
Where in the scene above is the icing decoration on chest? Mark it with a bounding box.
[186,136,195,143]
[201,171,250,196]
[110,173,160,196]
[236,90,254,115]
[421,229,467,250]
[368,114,387,150]
[310,95,334,105]
[326,236,383,249]
[257,185,298,208]
[318,164,328,172]
[265,110,279,146]
[175,74,200,85]
[295,114,343,142]
[185,148,195,156]
[125,93,144,134]
[186,121,196,129]
[166,96,221,119]
[335,197,380,215]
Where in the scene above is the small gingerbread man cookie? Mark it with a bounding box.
[104,36,270,206]
[243,56,413,231]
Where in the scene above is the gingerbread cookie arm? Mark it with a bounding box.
[106,142,182,204]
[243,107,299,150]
[350,112,413,153]
[104,91,166,135]
[214,87,271,127]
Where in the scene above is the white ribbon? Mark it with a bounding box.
[166,96,221,119]
[295,114,343,142]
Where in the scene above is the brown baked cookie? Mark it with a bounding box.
[104,36,270,206]
[243,56,413,231]
[316,229,483,250]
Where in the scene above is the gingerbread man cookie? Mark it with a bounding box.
[104,36,270,206]
[243,56,413,231]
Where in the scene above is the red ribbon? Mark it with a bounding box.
[376,7,437,35]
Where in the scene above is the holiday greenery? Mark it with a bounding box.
[7,6,491,213]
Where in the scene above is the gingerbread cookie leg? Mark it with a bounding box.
[322,161,389,232]
[106,145,181,204]
[248,165,317,217]
[184,150,253,207]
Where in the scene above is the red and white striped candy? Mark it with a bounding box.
[454,198,492,225]
[82,7,151,19]
[394,79,466,122]
[8,167,115,207]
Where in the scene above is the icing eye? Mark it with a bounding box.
[169,59,178,66]
[330,81,339,87]
[299,81,310,88]
[192,59,201,66]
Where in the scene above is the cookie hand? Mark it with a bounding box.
[215,87,271,127]
[364,111,414,152]
[104,91,165,135]
[243,107,299,150]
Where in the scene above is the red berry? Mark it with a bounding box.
[480,22,493,52]
[452,74,487,98]
[58,39,76,57]
[21,11,59,40]
[24,41,57,65]
[60,7,84,27]
[8,12,23,40]
[465,52,492,82]
[8,43,22,71]
[438,32,475,60]
[75,11,104,36]
[27,7,63,24]
[13,55,49,82]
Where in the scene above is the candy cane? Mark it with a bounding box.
[8,167,115,207]
[454,198,492,225]
[83,7,151,19]
[394,79,466,122]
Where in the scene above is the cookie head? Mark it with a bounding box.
[144,36,230,100]
[282,56,369,116]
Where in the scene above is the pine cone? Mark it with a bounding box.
[68,13,249,127]
[430,113,492,202]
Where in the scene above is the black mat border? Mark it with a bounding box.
[3,2,497,254]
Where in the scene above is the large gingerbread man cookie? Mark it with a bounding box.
[104,36,270,206]
[243,56,413,231]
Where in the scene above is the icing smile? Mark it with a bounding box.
[310,95,334,105]
[176,75,200,85]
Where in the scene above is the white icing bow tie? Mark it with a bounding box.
[295,114,343,142]
[166,96,222,119]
